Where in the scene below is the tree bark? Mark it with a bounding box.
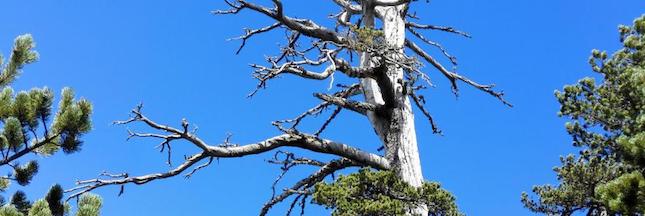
[361,2,427,215]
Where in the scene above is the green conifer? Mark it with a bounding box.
[522,15,645,215]
[0,35,96,215]
[10,191,31,216]
[0,186,100,216]
[74,194,101,216]
[314,169,462,216]
[0,34,92,208]
[26,200,51,216]
[44,185,64,216]
[0,205,24,216]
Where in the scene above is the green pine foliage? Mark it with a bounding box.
[44,185,65,216]
[348,25,386,52]
[0,205,24,216]
[75,194,102,216]
[10,192,31,216]
[596,171,645,214]
[0,35,38,88]
[0,34,93,207]
[14,161,38,187]
[0,186,100,216]
[26,200,51,216]
[313,168,462,216]
[522,15,645,215]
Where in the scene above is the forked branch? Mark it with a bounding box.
[406,39,513,107]
[260,158,358,216]
[67,105,389,202]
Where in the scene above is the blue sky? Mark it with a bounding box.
[1,0,644,215]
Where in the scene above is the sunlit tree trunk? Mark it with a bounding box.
[361,3,427,215]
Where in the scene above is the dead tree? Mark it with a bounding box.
[67,0,510,215]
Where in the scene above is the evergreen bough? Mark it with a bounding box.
[313,168,462,216]
[0,184,101,216]
[0,35,96,215]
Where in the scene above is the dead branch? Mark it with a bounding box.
[314,93,379,115]
[259,158,358,216]
[405,39,513,107]
[65,152,209,201]
[230,22,282,54]
[274,84,361,130]
[214,0,346,44]
[67,105,390,201]
[407,27,457,65]
[406,22,471,38]
[409,90,441,134]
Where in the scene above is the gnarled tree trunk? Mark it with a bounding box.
[361,3,427,215]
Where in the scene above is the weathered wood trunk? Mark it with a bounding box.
[360,3,427,215]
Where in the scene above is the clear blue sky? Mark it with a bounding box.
[1,0,644,215]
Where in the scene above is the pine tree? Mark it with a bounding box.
[0,34,92,194]
[44,185,65,216]
[74,194,101,216]
[0,191,101,216]
[26,200,51,216]
[0,35,94,215]
[313,169,462,216]
[522,15,645,215]
[68,1,510,215]
[0,205,23,216]
[10,191,31,216]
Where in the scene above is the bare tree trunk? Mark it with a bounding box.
[361,3,427,215]
[360,1,388,141]
[381,5,427,215]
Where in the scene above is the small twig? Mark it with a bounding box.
[229,22,282,54]
[410,90,441,134]
[406,22,472,38]
[185,157,214,179]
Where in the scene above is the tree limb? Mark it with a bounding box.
[214,0,345,44]
[314,93,379,115]
[406,22,471,38]
[260,158,358,216]
[405,39,513,107]
[0,134,60,166]
[65,152,209,201]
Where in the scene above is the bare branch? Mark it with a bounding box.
[409,90,441,134]
[405,39,513,107]
[202,132,390,170]
[214,0,345,44]
[407,27,457,65]
[332,0,362,14]
[273,83,361,137]
[314,93,379,115]
[260,158,358,216]
[115,106,391,169]
[267,151,325,198]
[274,31,301,63]
[212,0,244,14]
[66,152,209,201]
[314,106,342,136]
[229,22,282,54]
[185,156,214,179]
[373,0,412,7]
[248,50,379,97]
[69,105,390,200]
[406,22,471,38]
